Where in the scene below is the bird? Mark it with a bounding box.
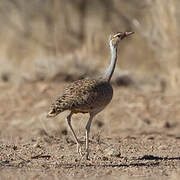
[47,31,134,160]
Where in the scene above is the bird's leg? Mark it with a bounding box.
[67,112,82,156]
[85,114,94,160]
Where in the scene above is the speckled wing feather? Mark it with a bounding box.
[47,78,113,117]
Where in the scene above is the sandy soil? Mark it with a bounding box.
[0,81,180,180]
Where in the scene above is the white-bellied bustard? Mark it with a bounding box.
[47,31,134,160]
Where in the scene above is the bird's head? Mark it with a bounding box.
[109,31,134,47]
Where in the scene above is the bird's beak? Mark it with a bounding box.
[125,31,135,36]
[121,31,135,39]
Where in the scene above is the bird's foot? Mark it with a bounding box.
[85,150,90,160]
[77,143,83,156]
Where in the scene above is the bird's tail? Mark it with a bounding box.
[47,107,63,118]
[46,107,66,118]
[47,97,69,118]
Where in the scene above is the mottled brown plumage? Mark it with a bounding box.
[47,31,134,160]
[48,78,113,116]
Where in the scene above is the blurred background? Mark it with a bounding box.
[0,0,180,92]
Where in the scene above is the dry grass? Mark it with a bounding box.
[0,0,179,92]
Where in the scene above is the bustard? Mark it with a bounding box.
[47,31,134,160]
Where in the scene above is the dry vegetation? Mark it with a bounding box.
[0,0,180,91]
[0,0,180,179]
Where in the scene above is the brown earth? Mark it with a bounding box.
[0,81,180,180]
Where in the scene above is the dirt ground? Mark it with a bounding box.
[0,81,180,180]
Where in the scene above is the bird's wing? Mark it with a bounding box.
[61,78,112,112]
[62,79,100,111]
[48,78,112,116]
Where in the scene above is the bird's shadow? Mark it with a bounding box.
[56,155,180,168]
[1,154,179,169]
[136,154,180,161]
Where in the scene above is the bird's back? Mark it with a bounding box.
[47,78,113,117]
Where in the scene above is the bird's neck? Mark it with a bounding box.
[104,43,117,82]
